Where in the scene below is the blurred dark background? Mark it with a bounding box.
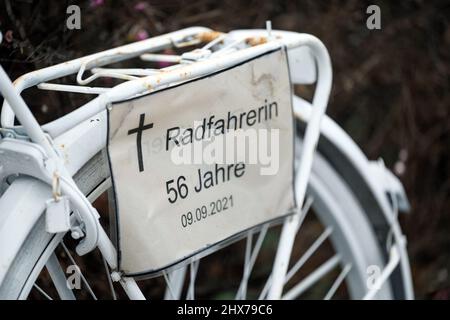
[0,0,449,299]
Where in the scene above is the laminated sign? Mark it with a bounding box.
[107,47,296,276]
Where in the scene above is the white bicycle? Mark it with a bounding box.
[0,26,413,300]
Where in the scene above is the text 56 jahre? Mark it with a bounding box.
[166,162,245,204]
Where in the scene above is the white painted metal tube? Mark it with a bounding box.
[1,27,211,127]
[363,245,400,300]
[119,277,145,300]
[42,40,283,137]
[140,53,182,63]
[164,267,186,300]
[267,34,332,299]
[0,67,57,158]
[38,83,110,95]
[97,227,118,270]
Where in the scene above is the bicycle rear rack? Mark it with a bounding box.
[0,24,333,299]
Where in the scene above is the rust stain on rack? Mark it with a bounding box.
[196,31,224,43]
[245,36,267,46]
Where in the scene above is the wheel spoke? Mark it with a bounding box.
[324,263,351,300]
[33,284,53,300]
[46,253,75,300]
[267,196,315,299]
[186,260,200,300]
[236,224,269,299]
[259,226,332,299]
[235,230,253,300]
[102,256,117,300]
[258,201,321,300]
[282,254,341,300]
[163,271,176,299]
[164,267,186,300]
[285,227,333,282]
[61,242,97,300]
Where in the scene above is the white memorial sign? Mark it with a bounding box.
[107,48,296,276]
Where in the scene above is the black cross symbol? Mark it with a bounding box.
[128,113,153,172]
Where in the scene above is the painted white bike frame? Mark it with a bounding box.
[0,27,412,299]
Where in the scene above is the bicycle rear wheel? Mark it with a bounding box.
[0,126,398,300]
